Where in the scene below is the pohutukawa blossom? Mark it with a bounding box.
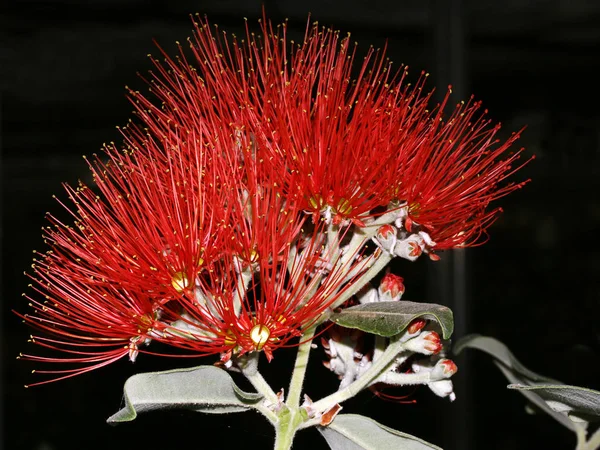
[394,93,532,251]
[18,13,529,386]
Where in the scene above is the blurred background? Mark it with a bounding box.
[3,0,600,449]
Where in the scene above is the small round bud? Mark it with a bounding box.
[404,330,442,355]
[375,224,397,254]
[428,379,456,401]
[394,234,425,261]
[431,358,458,380]
[407,318,427,335]
[377,224,396,240]
[378,273,405,301]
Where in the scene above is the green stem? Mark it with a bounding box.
[587,427,600,450]
[373,335,386,362]
[286,327,316,408]
[274,428,296,450]
[238,353,280,405]
[274,408,302,450]
[578,426,600,450]
[311,337,405,413]
[576,426,587,450]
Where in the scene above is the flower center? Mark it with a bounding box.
[171,271,191,292]
[249,324,271,350]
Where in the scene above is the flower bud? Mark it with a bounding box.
[357,285,379,304]
[403,330,442,355]
[378,273,405,301]
[393,234,425,261]
[430,359,458,381]
[407,318,427,335]
[375,224,397,254]
[428,379,456,401]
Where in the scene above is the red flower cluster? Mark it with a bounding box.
[19,15,530,384]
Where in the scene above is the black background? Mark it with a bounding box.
[3,1,600,449]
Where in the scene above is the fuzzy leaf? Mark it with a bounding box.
[454,334,558,382]
[107,365,262,423]
[318,414,442,450]
[454,335,580,431]
[508,384,600,423]
[330,301,453,339]
[493,362,576,431]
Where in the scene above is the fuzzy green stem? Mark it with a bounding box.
[274,426,296,450]
[586,427,600,450]
[311,336,405,413]
[373,335,387,362]
[286,327,316,408]
[246,370,280,405]
[274,408,303,450]
[238,353,280,405]
[576,426,588,450]
[577,426,600,450]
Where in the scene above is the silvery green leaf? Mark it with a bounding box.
[107,365,262,423]
[493,362,576,431]
[453,334,558,382]
[508,384,600,423]
[331,301,453,339]
[454,335,584,431]
[318,414,442,450]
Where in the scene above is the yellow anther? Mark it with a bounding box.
[337,198,352,215]
[308,195,323,210]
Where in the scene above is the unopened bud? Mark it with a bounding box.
[407,318,427,335]
[428,379,456,401]
[430,359,458,381]
[377,224,396,240]
[394,234,425,261]
[375,224,397,253]
[357,285,379,304]
[378,273,405,301]
[404,331,442,355]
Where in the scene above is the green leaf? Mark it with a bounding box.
[453,334,558,382]
[453,335,582,431]
[318,414,442,450]
[508,384,600,423]
[493,361,576,431]
[330,301,453,339]
[107,365,262,424]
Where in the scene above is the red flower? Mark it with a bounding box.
[19,14,530,383]
[395,93,532,250]
[189,19,433,227]
[19,103,241,385]
[177,157,372,361]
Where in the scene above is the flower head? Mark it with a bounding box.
[19,14,530,384]
[394,93,531,250]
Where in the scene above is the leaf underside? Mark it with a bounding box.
[318,414,443,450]
[509,384,600,422]
[454,334,600,431]
[107,365,262,424]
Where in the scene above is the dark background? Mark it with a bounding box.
[3,0,600,449]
